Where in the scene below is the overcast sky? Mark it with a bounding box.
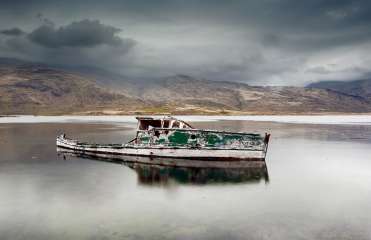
[1,0,371,85]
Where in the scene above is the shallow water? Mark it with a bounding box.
[0,120,371,240]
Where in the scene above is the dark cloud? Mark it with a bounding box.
[0,0,371,85]
[0,27,25,36]
[0,19,136,72]
[28,19,127,48]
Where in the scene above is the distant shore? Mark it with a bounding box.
[2,111,371,117]
[2,114,371,125]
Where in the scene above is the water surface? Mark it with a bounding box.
[0,120,371,240]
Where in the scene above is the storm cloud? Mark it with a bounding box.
[1,0,371,85]
[0,19,136,70]
[28,20,126,48]
[0,27,25,36]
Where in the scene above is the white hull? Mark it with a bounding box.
[57,137,267,161]
[57,148,268,168]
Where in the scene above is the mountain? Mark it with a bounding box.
[119,74,371,114]
[1,58,371,115]
[307,78,371,101]
[0,59,147,115]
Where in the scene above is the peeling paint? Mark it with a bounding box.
[132,128,265,150]
[56,116,270,160]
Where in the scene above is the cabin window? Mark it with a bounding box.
[163,120,170,128]
[138,120,162,130]
[137,118,192,131]
[172,121,180,128]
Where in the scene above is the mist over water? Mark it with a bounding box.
[0,120,371,240]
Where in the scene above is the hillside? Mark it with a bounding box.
[307,79,371,101]
[0,62,147,115]
[1,58,371,115]
[130,75,371,114]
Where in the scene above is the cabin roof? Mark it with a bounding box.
[136,116,177,120]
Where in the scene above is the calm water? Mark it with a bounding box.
[1,120,371,240]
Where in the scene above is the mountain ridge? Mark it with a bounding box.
[1,58,371,115]
[307,78,371,101]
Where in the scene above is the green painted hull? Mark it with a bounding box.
[133,128,268,151]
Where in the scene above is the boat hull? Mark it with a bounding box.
[57,148,270,184]
[57,136,268,161]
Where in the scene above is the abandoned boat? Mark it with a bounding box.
[56,116,270,161]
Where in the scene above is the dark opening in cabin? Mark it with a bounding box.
[137,119,162,130]
[136,117,193,131]
[163,120,170,128]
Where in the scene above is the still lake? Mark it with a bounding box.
[0,118,371,240]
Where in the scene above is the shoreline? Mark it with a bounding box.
[1,114,371,125]
[3,112,371,117]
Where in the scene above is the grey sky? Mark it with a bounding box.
[1,0,371,85]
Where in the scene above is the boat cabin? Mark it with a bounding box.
[128,116,268,151]
[136,116,193,131]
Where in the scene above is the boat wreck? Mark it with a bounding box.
[56,116,270,161]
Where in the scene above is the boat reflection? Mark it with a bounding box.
[57,147,269,185]
[126,161,269,185]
